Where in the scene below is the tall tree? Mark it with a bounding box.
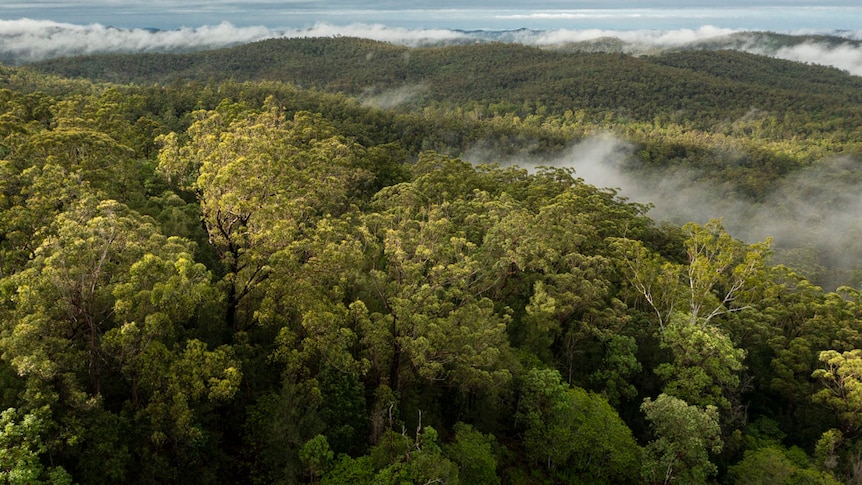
[641,394,722,485]
[157,101,372,329]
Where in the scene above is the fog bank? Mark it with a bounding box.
[485,135,862,288]
[2,18,862,77]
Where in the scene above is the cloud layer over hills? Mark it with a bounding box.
[2,18,862,76]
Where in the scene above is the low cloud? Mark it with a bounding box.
[0,19,471,63]
[291,23,470,47]
[766,42,862,76]
[512,136,862,289]
[0,18,276,62]
[3,17,862,77]
[490,25,739,50]
[360,83,427,109]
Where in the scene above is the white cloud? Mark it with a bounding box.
[769,42,862,76]
[295,22,469,46]
[2,18,862,78]
[505,25,739,47]
[0,18,276,62]
[0,19,475,63]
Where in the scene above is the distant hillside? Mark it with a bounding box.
[25,37,862,130]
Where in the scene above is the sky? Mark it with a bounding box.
[2,1,862,31]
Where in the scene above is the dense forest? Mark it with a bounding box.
[1,36,862,483]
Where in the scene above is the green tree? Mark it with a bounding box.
[157,102,372,330]
[615,219,770,330]
[641,394,722,485]
[728,446,841,485]
[360,182,512,394]
[444,423,500,485]
[0,407,71,485]
[300,434,334,484]
[0,197,240,482]
[812,349,862,433]
[517,368,641,483]
[614,220,767,410]
[654,312,746,409]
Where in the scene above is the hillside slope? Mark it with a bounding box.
[26,37,862,127]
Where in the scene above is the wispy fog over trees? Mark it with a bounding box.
[0,36,861,483]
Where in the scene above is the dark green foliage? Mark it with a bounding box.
[517,368,642,483]
[444,423,500,485]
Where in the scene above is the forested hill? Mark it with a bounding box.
[24,36,862,291]
[26,37,862,126]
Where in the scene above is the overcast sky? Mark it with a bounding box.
[2,1,861,30]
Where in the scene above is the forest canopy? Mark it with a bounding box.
[1,36,861,483]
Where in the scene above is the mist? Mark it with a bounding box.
[767,42,862,76]
[480,135,862,289]
[0,19,276,63]
[3,18,862,78]
[360,83,428,109]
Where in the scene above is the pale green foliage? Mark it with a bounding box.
[157,101,373,329]
[0,198,187,396]
[611,237,684,329]
[362,183,513,392]
[367,426,460,485]
[728,446,842,485]
[614,219,770,329]
[259,214,370,378]
[324,421,460,485]
[812,349,862,431]
[0,194,240,468]
[0,160,89,277]
[0,407,71,485]
[16,123,139,203]
[655,312,746,409]
[615,220,763,410]
[814,429,843,472]
[133,339,241,446]
[682,220,771,325]
[641,394,722,485]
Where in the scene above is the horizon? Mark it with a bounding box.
[2,2,862,31]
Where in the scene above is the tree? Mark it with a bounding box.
[0,198,173,396]
[300,434,334,484]
[444,423,499,485]
[324,423,460,484]
[614,219,770,330]
[812,349,862,433]
[641,394,722,485]
[359,181,513,394]
[16,128,139,204]
[0,407,71,485]
[614,220,767,409]
[654,312,746,409]
[728,446,841,485]
[157,102,373,330]
[0,197,240,481]
[517,368,641,483]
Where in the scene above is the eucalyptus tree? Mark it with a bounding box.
[157,99,374,330]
